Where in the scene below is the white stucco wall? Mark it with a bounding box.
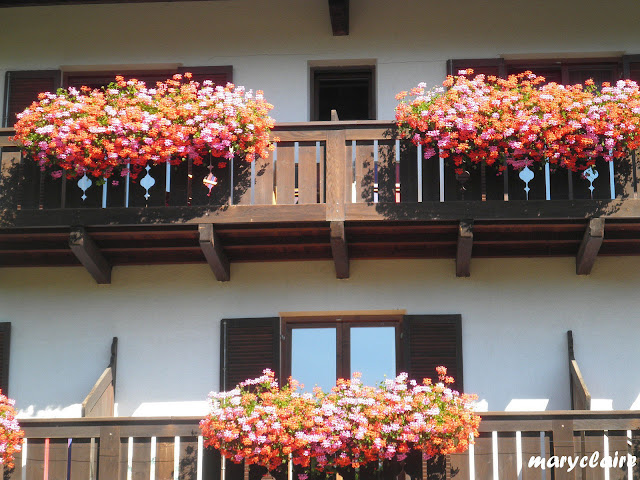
[1,256,639,418]
[1,0,640,122]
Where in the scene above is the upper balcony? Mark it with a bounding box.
[1,122,640,281]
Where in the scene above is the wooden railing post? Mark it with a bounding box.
[325,127,347,222]
[552,419,576,480]
[98,425,121,479]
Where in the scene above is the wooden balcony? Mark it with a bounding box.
[2,123,640,280]
[7,411,640,480]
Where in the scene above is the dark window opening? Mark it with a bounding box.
[312,67,375,121]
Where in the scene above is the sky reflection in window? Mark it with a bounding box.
[291,328,336,392]
[351,327,395,386]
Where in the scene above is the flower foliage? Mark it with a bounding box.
[200,368,479,473]
[0,391,24,470]
[12,74,276,180]
[395,71,640,175]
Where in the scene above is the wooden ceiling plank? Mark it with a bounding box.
[198,223,230,282]
[328,0,349,36]
[456,220,473,278]
[576,218,605,275]
[330,221,349,279]
[68,227,112,284]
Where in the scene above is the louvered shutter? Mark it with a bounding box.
[402,315,463,392]
[220,317,280,391]
[65,71,176,90]
[0,323,11,395]
[178,66,233,87]
[623,55,640,82]
[447,58,506,78]
[3,70,61,127]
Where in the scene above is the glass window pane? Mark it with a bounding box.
[291,328,336,392]
[350,326,396,386]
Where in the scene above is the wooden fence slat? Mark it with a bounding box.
[297,142,317,204]
[521,431,544,480]
[474,433,493,480]
[355,141,374,203]
[232,157,252,205]
[583,431,605,480]
[6,444,23,480]
[399,143,418,202]
[497,432,517,480]
[155,437,175,480]
[448,450,470,479]
[179,436,199,480]
[131,437,151,480]
[25,438,45,480]
[275,143,295,205]
[607,430,629,480]
[49,438,68,479]
[69,438,94,480]
[253,157,274,205]
[377,140,396,203]
[345,141,354,204]
[119,437,128,480]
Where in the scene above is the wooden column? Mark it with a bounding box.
[330,221,349,279]
[456,220,473,277]
[325,121,347,222]
[552,419,576,480]
[69,226,112,284]
[576,218,604,275]
[199,224,230,282]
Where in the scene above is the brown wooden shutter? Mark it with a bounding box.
[178,66,233,86]
[64,71,176,90]
[220,317,280,391]
[623,55,640,82]
[0,323,11,395]
[447,58,506,78]
[402,314,463,392]
[3,70,61,127]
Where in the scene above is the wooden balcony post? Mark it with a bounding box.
[325,125,347,222]
[98,425,121,479]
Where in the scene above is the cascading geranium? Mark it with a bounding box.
[199,369,318,471]
[0,391,24,470]
[12,73,276,182]
[396,71,640,175]
[200,368,480,474]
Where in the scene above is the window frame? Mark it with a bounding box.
[310,65,376,121]
[281,313,403,384]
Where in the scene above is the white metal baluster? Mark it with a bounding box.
[102,179,107,208]
[627,430,632,480]
[127,437,133,480]
[516,431,523,480]
[492,431,499,480]
[173,437,180,480]
[609,155,616,199]
[150,437,157,480]
[90,437,96,480]
[166,161,171,205]
[545,162,551,200]
[197,436,204,480]
[439,155,445,202]
[374,140,379,203]
[603,431,610,480]
[352,140,357,203]
[250,158,256,205]
[417,144,423,203]
[21,438,27,480]
[125,163,130,208]
[395,139,400,202]
[230,156,234,205]
[468,435,475,480]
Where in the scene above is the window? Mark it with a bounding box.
[0,323,10,395]
[3,66,232,127]
[448,57,624,87]
[219,314,462,480]
[311,67,375,121]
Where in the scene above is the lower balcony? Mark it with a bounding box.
[9,411,640,480]
[2,122,640,280]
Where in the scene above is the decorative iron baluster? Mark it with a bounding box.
[519,166,534,200]
[584,166,599,200]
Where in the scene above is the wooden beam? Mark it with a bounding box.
[328,0,349,36]
[198,223,230,281]
[456,220,473,277]
[69,226,111,284]
[330,221,349,279]
[567,331,591,410]
[576,217,604,275]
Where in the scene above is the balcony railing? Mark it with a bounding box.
[2,122,639,224]
[7,411,640,480]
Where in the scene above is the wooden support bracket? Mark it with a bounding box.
[69,226,111,284]
[328,0,349,35]
[456,220,473,277]
[199,223,230,282]
[330,221,349,279]
[567,331,591,410]
[576,217,604,275]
